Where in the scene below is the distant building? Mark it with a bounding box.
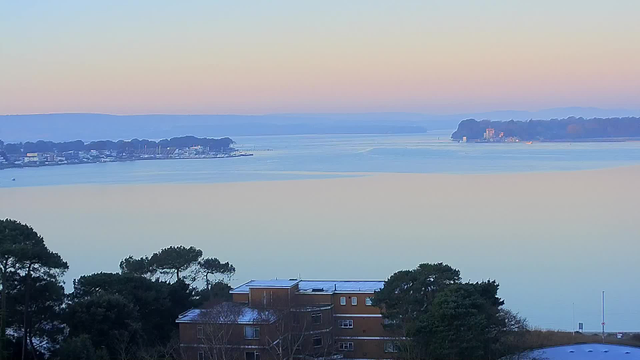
[177,279,400,360]
[484,128,496,140]
[24,153,44,163]
[63,151,80,160]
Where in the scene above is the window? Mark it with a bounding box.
[198,351,205,360]
[384,342,400,353]
[383,318,399,325]
[311,312,322,325]
[339,342,354,351]
[244,326,260,339]
[245,352,261,360]
[365,297,373,306]
[339,319,354,328]
[351,296,358,306]
[197,325,204,338]
[312,336,323,347]
[340,296,346,306]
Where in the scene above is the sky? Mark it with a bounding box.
[1,1,640,115]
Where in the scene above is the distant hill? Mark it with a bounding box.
[0,113,430,143]
[2,107,639,142]
[451,117,640,141]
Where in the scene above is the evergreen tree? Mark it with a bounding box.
[373,263,516,360]
[148,246,202,281]
[0,219,68,360]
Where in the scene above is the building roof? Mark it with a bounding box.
[298,280,384,294]
[176,303,276,324]
[230,279,301,293]
[230,279,384,294]
[526,344,640,359]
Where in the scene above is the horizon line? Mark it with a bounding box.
[3,106,640,118]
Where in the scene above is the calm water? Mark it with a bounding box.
[3,131,640,188]
[2,132,640,332]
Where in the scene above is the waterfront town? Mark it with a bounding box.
[0,136,252,170]
[458,128,522,143]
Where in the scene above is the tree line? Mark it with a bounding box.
[0,219,235,360]
[0,136,235,156]
[451,117,640,141]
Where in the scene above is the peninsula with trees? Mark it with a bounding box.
[451,116,640,142]
[0,136,252,170]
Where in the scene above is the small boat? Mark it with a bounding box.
[11,178,15,181]
[526,141,533,145]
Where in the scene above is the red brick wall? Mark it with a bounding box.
[333,293,380,314]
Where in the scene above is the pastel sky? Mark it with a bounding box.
[1,1,639,115]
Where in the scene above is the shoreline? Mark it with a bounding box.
[454,137,640,144]
[0,152,253,171]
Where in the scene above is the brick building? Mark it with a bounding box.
[177,279,401,360]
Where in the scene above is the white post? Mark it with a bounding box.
[572,302,575,336]
[601,291,605,343]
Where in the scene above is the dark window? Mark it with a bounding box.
[383,318,399,325]
[245,352,260,360]
[244,326,260,339]
[197,325,204,338]
[339,319,354,328]
[198,351,205,360]
[384,341,400,353]
[365,297,373,306]
[313,336,323,347]
[339,342,354,351]
[311,312,322,325]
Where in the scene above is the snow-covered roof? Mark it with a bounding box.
[298,280,384,294]
[176,303,276,324]
[526,344,640,359]
[231,279,384,294]
[230,279,301,293]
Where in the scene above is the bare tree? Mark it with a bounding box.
[257,308,309,360]
[111,330,135,360]
[161,335,182,360]
[366,317,414,360]
[138,346,162,360]
[138,334,181,360]
[197,303,245,360]
[313,331,338,360]
[259,307,340,360]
